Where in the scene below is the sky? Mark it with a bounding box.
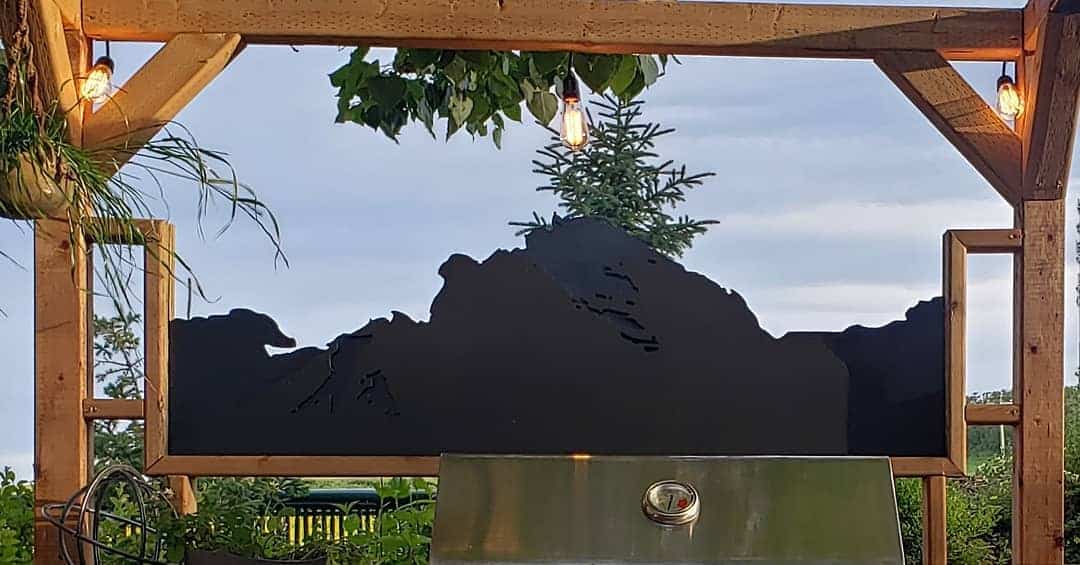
[2,5,1078,478]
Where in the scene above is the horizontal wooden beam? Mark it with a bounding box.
[145,455,441,477]
[84,218,167,245]
[966,403,1021,425]
[84,33,243,167]
[83,398,144,420]
[143,455,963,477]
[952,228,1023,253]
[875,51,1023,205]
[82,0,1021,60]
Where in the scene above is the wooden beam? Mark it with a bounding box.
[81,0,1021,60]
[966,403,1021,425]
[83,33,243,167]
[34,219,91,565]
[920,477,946,565]
[891,457,964,477]
[922,476,948,565]
[952,228,1023,253]
[875,51,1023,206]
[143,221,174,470]
[51,0,80,28]
[168,476,197,514]
[4,0,85,144]
[1013,199,1065,564]
[143,455,963,478]
[943,231,968,475]
[83,398,145,420]
[84,218,162,245]
[146,455,441,477]
[1020,14,1080,200]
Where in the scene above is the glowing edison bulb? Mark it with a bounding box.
[996,74,1023,121]
[81,56,115,103]
[561,99,589,151]
[560,73,589,152]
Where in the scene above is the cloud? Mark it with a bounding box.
[710,199,1014,240]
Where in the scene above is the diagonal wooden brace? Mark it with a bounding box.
[875,50,1023,206]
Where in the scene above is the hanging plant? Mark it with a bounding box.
[0,0,285,311]
[330,48,671,147]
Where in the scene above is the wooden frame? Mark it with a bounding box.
[133,228,1022,480]
[24,0,1078,563]
[81,0,1022,60]
[945,228,1024,465]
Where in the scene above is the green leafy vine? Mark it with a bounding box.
[330,48,669,147]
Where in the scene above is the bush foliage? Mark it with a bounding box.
[0,468,33,564]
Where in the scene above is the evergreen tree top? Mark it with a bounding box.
[514,96,716,258]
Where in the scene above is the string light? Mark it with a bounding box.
[560,72,589,152]
[81,42,114,103]
[996,61,1023,121]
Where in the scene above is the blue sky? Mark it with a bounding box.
[2,10,1077,478]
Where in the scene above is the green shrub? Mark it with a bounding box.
[0,467,33,564]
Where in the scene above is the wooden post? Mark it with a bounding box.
[34,219,91,565]
[1013,199,1066,563]
[922,476,948,565]
[168,476,198,514]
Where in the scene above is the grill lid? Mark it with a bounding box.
[432,455,904,564]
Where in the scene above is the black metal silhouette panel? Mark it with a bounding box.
[168,217,945,457]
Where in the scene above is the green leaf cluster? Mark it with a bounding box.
[323,478,436,565]
[514,96,716,257]
[158,477,314,563]
[0,467,33,564]
[330,48,669,147]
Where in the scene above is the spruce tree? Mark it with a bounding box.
[514,95,716,257]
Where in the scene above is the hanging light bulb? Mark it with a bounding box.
[81,55,115,103]
[996,62,1023,121]
[560,73,589,152]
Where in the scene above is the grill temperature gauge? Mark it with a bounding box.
[642,480,700,526]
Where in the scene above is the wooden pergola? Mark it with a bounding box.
[20,0,1080,563]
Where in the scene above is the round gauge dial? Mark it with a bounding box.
[642,480,700,526]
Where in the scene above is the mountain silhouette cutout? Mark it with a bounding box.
[169,217,945,457]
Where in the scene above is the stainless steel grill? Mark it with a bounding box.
[432,455,904,564]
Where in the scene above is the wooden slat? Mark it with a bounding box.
[81,0,1021,60]
[1013,199,1065,564]
[943,231,968,475]
[891,457,965,477]
[965,403,1021,425]
[34,219,90,565]
[146,455,963,478]
[143,221,174,469]
[1021,14,1080,200]
[875,51,1023,206]
[84,33,243,168]
[953,228,1023,253]
[82,398,144,420]
[922,476,948,565]
[84,218,161,245]
[146,455,441,477]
